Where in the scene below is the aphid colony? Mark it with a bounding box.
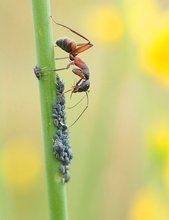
[52,75,73,183]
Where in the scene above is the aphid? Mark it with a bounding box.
[63,172,70,183]
[33,65,42,80]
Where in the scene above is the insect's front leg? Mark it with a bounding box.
[34,60,74,80]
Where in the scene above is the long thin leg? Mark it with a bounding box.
[51,61,74,72]
[50,17,93,55]
[55,57,69,60]
[72,69,86,80]
[50,16,90,42]
[77,43,88,46]
[72,43,93,55]
[68,92,89,128]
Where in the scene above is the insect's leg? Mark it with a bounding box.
[50,16,90,42]
[75,78,83,86]
[55,57,69,60]
[51,17,93,55]
[51,61,74,72]
[72,42,93,55]
[72,68,85,79]
[34,61,73,79]
[77,43,85,46]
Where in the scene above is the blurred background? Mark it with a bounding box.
[1,0,169,219]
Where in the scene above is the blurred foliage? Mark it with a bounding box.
[1,0,169,219]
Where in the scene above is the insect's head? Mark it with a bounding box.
[72,80,90,93]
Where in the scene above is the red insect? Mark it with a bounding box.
[51,17,93,127]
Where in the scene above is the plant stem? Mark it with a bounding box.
[32,0,68,219]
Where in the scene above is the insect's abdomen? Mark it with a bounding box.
[56,38,77,53]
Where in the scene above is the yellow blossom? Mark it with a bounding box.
[0,139,42,191]
[147,122,169,154]
[164,155,169,192]
[124,0,159,45]
[129,190,169,220]
[124,0,169,86]
[140,25,169,86]
[85,5,124,44]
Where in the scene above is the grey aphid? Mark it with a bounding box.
[57,129,63,137]
[63,152,68,158]
[64,172,70,183]
[53,109,58,115]
[52,113,58,118]
[60,156,64,161]
[64,157,70,165]
[62,139,69,146]
[59,110,65,117]
[56,104,62,111]
[59,165,66,174]
[53,102,58,109]
[61,105,65,111]
[67,149,73,159]
[34,65,42,80]
[54,119,59,126]
[63,130,69,135]
[58,96,65,105]
[54,141,63,152]
[58,84,64,93]
[61,124,68,131]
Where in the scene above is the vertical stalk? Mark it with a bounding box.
[32,0,68,220]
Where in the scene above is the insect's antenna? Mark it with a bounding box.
[63,88,72,95]
[68,92,89,128]
[68,94,86,109]
[70,91,73,100]
[69,80,76,100]
[50,16,90,42]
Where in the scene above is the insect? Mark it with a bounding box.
[51,17,93,127]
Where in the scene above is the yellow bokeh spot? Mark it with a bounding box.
[147,122,169,154]
[141,26,169,87]
[129,190,169,220]
[1,139,42,191]
[85,5,123,44]
[164,155,169,192]
[124,0,159,45]
[124,0,169,87]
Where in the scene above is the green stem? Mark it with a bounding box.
[32,1,68,220]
